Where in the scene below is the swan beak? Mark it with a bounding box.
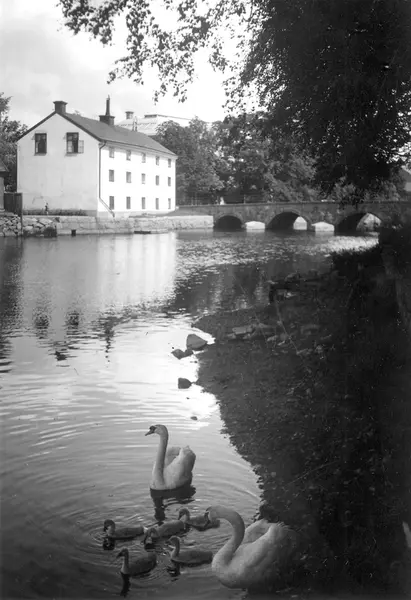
[145,430,154,436]
[116,551,123,558]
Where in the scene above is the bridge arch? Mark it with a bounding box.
[336,210,385,234]
[214,213,244,230]
[265,210,311,231]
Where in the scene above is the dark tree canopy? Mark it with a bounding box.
[58,0,411,192]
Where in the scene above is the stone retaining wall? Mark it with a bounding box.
[0,214,22,236]
[0,214,214,237]
[132,215,213,231]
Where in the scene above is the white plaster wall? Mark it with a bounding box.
[18,113,99,212]
[100,146,176,214]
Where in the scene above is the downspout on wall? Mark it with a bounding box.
[98,141,115,217]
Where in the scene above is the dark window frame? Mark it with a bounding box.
[109,196,115,210]
[126,196,131,209]
[109,169,115,182]
[35,133,47,155]
[66,132,80,154]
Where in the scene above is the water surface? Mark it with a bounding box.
[0,230,376,599]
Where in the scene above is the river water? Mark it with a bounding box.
[0,230,377,600]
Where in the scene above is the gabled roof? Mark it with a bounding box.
[19,111,177,157]
[64,113,177,156]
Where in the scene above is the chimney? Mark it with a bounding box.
[99,96,115,126]
[54,101,67,115]
[125,111,134,120]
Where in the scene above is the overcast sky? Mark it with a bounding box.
[1,0,229,128]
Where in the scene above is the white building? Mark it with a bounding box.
[17,98,177,216]
[117,111,192,136]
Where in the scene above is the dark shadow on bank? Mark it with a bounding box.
[194,255,411,596]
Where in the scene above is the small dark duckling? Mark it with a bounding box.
[143,519,186,546]
[116,547,157,576]
[178,507,220,531]
[168,536,213,565]
[103,519,145,540]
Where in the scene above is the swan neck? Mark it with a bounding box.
[170,539,180,558]
[153,430,168,480]
[214,506,245,563]
[121,553,129,573]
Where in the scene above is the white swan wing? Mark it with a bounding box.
[164,445,181,467]
[217,523,296,588]
[163,446,196,488]
[242,519,271,543]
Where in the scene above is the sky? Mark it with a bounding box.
[0,0,231,129]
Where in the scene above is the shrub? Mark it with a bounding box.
[379,223,411,273]
[330,244,383,279]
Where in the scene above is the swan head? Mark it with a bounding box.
[103,519,115,532]
[167,536,181,555]
[177,508,190,522]
[116,548,129,559]
[143,526,159,546]
[204,506,218,527]
[145,424,168,437]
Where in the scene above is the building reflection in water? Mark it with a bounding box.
[3,234,177,358]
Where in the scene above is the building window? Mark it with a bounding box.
[109,196,115,210]
[35,133,47,155]
[126,150,131,161]
[109,147,115,158]
[66,132,83,154]
[168,177,171,187]
[155,156,160,166]
[141,153,146,163]
[142,197,146,210]
[126,196,131,209]
[126,171,131,183]
[109,170,114,182]
[168,158,172,168]
[141,173,146,184]
[155,175,160,185]
[168,198,171,209]
[155,198,159,210]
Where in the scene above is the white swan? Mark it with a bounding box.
[205,505,298,589]
[145,424,196,490]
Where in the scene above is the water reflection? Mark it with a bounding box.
[150,484,197,522]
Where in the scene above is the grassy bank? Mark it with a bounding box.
[194,245,411,596]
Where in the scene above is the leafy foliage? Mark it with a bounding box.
[58,0,411,195]
[0,93,27,191]
[154,118,223,203]
[239,0,411,192]
[214,113,317,201]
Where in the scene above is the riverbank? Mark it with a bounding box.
[0,213,214,237]
[194,252,411,595]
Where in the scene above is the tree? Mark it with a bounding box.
[154,118,223,204]
[58,0,411,194]
[214,112,317,201]
[0,93,27,191]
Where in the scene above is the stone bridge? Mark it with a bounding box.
[185,201,411,232]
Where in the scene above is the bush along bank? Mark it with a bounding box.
[194,243,411,596]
